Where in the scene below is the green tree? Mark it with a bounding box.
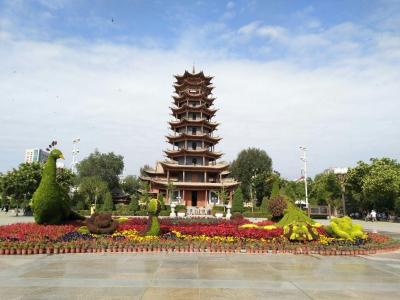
[346,158,400,213]
[101,192,114,211]
[79,176,109,208]
[232,187,244,213]
[230,148,273,203]
[310,172,341,214]
[128,194,139,213]
[76,150,124,190]
[121,175,140,195]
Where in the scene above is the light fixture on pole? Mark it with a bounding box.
[299,146,309,216]
[71,138,80,173]
[333,167,348,216]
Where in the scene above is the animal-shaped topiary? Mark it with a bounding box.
[326,216,367,240]
[32,149,84,224]
[86,212,117,234]
[284,222,319,241]
[146,198,161,236]
[277,203,314,227]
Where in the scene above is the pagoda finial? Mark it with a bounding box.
[192,63,195,74]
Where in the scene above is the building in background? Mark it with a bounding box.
[141,69,239,208]
[24,148,49,163]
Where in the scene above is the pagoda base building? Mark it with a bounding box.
[141,69,239,210]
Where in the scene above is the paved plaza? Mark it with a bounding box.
[1,213,400,299]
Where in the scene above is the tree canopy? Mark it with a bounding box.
[230,148,273,204]
[76,150,124,190]
[346,158,400,213]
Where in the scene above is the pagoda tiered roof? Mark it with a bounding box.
[164,148,223,159]
[174,70,213,84]
[170,103,217,116]
[169,118,219,130]
[166,132,221,144]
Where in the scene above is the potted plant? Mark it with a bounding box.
[177,209,186,218]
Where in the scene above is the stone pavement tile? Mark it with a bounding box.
[155,266,198,279]
[303,289,400,300]
[1,286,146,300]
[142,287,200,300]
[199,288,311,300]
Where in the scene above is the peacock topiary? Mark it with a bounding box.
[326,216,367,240]
[32,148,84,224]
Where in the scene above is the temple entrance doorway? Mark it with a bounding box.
[191,191,198,207]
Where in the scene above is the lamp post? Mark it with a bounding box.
[333,167,348,216]
[300,146,310,216]
[71,138,80,173]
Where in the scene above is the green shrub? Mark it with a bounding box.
[232,187,244,213]
[158,194,166,210]
[135,210,148,216]
[212,205,225,216]
[277,203,314,227]
[101,192,114,211]
[242,211,271,218]
[128,195,139,212]
[76,200,86,211]
[175,205,186,212]
[159,210,170,216]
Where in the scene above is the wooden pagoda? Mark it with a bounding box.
[141,69,239,208]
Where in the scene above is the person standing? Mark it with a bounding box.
[371,209,377,222]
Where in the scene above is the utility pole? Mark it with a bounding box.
[71,138,80,173]
[300,146,310,216]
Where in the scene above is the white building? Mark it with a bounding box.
[24,148,49,163]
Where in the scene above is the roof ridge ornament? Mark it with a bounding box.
[192,63,195,74]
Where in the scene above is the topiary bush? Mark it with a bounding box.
[158,194,166,210]
[326,216,367,240]
[232,187,244,213]
[128,195,139,213]
[283,222,319,241]
[146,198,161,236]
[86,212,118,234]
[101,192,114,211]
[267,196,288,219]
[277,203,314,227]
[32,149,84,224]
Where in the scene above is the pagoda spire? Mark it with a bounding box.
[192,63,195,74]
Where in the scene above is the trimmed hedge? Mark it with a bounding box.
[242,211,271,218]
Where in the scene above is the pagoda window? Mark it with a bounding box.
[192,112,196,120]
[192,142,197,150]
[192,158,197,165]
[192,127,197,135]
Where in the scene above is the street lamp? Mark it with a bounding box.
[299,146,309,216]
[71,138,80,173]
[333,167,348,216]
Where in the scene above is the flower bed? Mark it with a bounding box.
[0,217,399,256]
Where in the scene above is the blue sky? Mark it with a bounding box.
[0,0,399,178]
